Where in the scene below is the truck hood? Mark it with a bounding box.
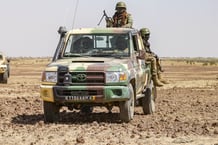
[47,57,132,72]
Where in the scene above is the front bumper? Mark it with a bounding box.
[40,85,131,103]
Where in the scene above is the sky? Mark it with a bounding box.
[0,0,218,57]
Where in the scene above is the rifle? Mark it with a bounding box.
[98,10,113,26]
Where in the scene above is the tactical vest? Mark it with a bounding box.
[112,11,128,27]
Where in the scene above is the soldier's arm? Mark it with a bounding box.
[121,13,133,28]
[105,13,115,27]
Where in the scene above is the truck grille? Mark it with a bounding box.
[58,71,105,86]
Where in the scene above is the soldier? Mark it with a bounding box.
[140,28,168,87]
[106,1,133,28]
[115,36,128,51]
[72,37,93,53]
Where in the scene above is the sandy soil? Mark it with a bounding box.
[0,58,218,145]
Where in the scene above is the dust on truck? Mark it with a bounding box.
[0,52,10,83]
[40,27,157,123]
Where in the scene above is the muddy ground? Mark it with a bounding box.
[0,58,218,145]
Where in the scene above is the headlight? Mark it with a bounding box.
[106,72,127,83]
[42,71,57,83]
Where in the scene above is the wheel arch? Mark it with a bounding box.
[130,78,136,101]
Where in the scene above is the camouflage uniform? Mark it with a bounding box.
[106,2,133,28]
[140,28,168,87]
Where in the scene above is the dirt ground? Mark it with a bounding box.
[0,58,218,145]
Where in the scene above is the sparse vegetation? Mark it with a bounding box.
[10,57,51,65]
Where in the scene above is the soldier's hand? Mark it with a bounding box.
[151,52,158,58]
[105,17,109,21]
[105,18,113,27]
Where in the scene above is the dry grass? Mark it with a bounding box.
[161,57,218,66]
[9,57,52,65]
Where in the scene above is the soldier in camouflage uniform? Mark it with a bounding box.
[106,1,133,28]
[140,28,168,87]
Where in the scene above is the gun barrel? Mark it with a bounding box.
[103,10,109,19]
[98,10,110,26]
[97,14,105,25]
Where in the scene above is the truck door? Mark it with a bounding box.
[132,34,146,94]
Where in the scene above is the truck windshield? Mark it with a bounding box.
[63,34,130,57]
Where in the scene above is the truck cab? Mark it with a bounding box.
[40,27,156,123]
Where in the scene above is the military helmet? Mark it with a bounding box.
[140,28,150,36]
[115,1,126,10]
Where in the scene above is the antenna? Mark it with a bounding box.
[72,0,80,29]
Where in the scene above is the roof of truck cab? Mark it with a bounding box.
[68,27,138,34]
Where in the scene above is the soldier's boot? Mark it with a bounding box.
[152,75,164,87]
[149,57,164,87]
[158,73,169,84]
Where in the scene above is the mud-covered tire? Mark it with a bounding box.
[7,64,10,78]
[0,74,2,83]
[119,84,134,122]
[141,80,156,115]
[2,71,8,84]
[43,101,60,123]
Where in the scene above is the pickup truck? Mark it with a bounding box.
[0,52,10,83]
[40,27,157,123]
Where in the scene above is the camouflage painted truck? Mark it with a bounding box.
[0,52,10,83]
[40,27,157,123]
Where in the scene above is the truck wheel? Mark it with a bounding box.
[141,80,156,115]
[7,64,10,78]
[2,71,8,84]
[0,74,3,83]
[119,84,134,122]
[43,101,60,123]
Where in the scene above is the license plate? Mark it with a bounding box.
[64,96,95,101]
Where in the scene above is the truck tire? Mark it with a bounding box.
[119,84,134,122]
[2,71,8,84]
[43,101,60,123]
[0,74,3,83]
[141,80,156,115]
